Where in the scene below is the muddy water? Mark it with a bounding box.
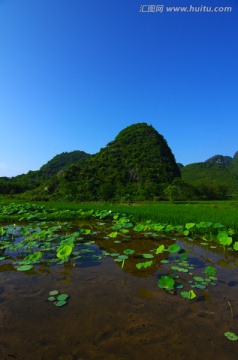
[1,231,238,359]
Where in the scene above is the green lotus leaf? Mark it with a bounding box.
[142,253,154,259]
[117,255,128,260]
[55,300,67,307]
[233,242,238,251]
[194,284,206,289]
[158,276,175,290]
[204,266,216,277]
[133,224,145,232]
[196,221,212,229]
[49,290,59,296]
[123,249,135,255]
[156,245,165,254]
[181,290,196,299]
[136,260,153,269]
[17,264,33,271]
[108,232,118,238]
[185,223,196,230]
[193,276,204,282]
[57,244,73,260]
[167,244,181,254]
[224,332,238,341]
[57,294,69,301]
[22,251,42,264]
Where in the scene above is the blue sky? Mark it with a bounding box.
[0,0,237,177]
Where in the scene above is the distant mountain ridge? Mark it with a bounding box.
[0,150,90,194]
[0,124,237,199]
[181,152,238,196]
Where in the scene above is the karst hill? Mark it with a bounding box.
[52,123,181,201]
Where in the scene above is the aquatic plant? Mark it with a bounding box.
[224,332,238,341]
[158,276,175,291]
[180,290,196,299]
[136,260,153,269]
[56,244,73,261]
[48,290,69,307]
[204,266,216,277]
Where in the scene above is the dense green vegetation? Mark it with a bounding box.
[49,123,181,201]
[0,150,90,195]
[1,201,238,343]
[0,123,237,201]
[181,152,238,198]
[1,199,238,231]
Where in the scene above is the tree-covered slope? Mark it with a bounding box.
[181,153,238,196]
[39,150,90,175]
[0,150,90,195]
[55,123,180,201]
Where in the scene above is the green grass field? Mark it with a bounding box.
[0,198,237,230]
[34,200,238,230]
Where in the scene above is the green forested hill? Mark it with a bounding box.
[2,123,237,201]
[181,153,238,197]
[52,123,181,201]
[39,151,90,175]
[0,150,90,194]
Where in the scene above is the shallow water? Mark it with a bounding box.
[0,222,238,360]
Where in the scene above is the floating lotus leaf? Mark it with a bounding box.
[204,266,216,277]
[142,253,154,259]
[123,249,135,255]
[56,244,73,260]
[136,260,153,269]
[16,265,33,271]
[55,300,67,307]
[22,251,42,264]
[156,245,165,254]
[181,290,196,299]
[117,255,128,260]
[224,332,238,341]
[108,232,118,238]
[167,244,181,254]
[158,276,175,290]
[194,284,206,289]
[49,290,59,296]
[193,276,204,282]
[57,294,69,301]
[160,260,169,264]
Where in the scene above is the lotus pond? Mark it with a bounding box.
[0,202,238,359]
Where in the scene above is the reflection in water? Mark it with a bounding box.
[0,222,238,359]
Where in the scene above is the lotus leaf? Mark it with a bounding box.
[224,332,238,341]
[49,290,59,296]
[181,290,196,299]
[57,244,73,260]
[156,245,165,254]
[136,260,153,269]
[55,300,67,307]
[167,244,181,254]
[17,264,33,271]
[158,276,175,290]
[142,253,154,259]
[204,266,216,277]
[57,294,69,301]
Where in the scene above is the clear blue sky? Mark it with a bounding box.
[0,0,237,177]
